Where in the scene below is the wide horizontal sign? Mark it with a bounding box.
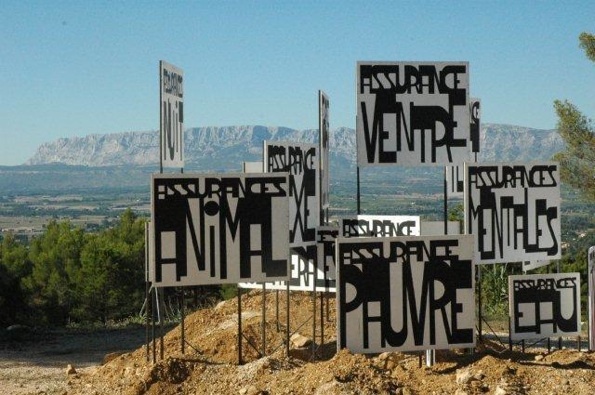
[339,215,420,238]
[151,173,289,287]
[337,235,475,353]
[509,272,581,341]
[356,61,471,166]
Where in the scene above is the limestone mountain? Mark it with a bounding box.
[25,126,355,170]
[0,124,563,194]
[25,124,563,168]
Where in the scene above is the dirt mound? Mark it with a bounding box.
[63,291,595,395]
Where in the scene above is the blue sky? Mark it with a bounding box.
[1,1,593,166]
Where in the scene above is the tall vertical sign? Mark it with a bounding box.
[465,162,561,264]
[445,165,465,197]
[264,141,319,247]
[160,60,184,168]
[319,90,330,224]
[316,226,338,292]
[470,98,481,155]
[356,62,471,166]
[446,97,480,197]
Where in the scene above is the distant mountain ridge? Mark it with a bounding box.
[26,124,564,168]
[0,124,564,194]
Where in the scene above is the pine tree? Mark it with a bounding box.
[553,32,595,201]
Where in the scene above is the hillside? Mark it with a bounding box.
[25,124,563,168]
[0,124,564,195]
[24,126,354,170]
[53,290,594,395]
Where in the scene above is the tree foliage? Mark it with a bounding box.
[0,233,31,324]
[74,209,145,323]
[553,32,595,201]
[0,209,147,327]
[579,32,595,62]
[22,220,85,325]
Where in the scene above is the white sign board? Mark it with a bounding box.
[337,235,475,353]
[356,61,471,166]
[339,215,420,237]
[243,161,263,173]
[470,98,481,154]
[509,272,581,341]
[265,141,320,247]
[316,226,338,292]
[319,91,330,219]
[465,162,561,264]
[151,173,289,287]
[420,220,461,236]
[159,60,184,168]
[446,165,465,197]
[522,260,551,273]
[239,226,339,293]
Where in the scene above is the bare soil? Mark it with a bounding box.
[0,326,149,395]
[2,291,595,395]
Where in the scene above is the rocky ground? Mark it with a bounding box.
[2,290,595,395]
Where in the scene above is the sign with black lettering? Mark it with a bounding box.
[509,273,581,341]
[465,162,561,264]
[316,226,338,292]
[159,60,184,168]
[340,215,420,237]
[319,91,330,219]
[356,62,471,166]
[446,165,465,197]
[239,226,339,293]
[588,246,595,350]
[470,98,481,154]
[337,235,475,353]
[151,173,289,287]
[265,141,319,247]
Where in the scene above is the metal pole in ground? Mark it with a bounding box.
[237,286,243,365]
[276,290,280,332]
[312,269,317,358]
[356,167,361,214]
[180,288,185,355]
[286,281,290,357]
[159,288,164,360]
[145,221,151,362]
[320,292,325,348]
[262,283,266,357]
[152,287,156,363]
[478,264,482,342]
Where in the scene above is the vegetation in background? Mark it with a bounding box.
[0,233,31,325]
[553,32,595,201]
[469,31,595,324]
[0,209,146,327]
[0,33,593,329]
